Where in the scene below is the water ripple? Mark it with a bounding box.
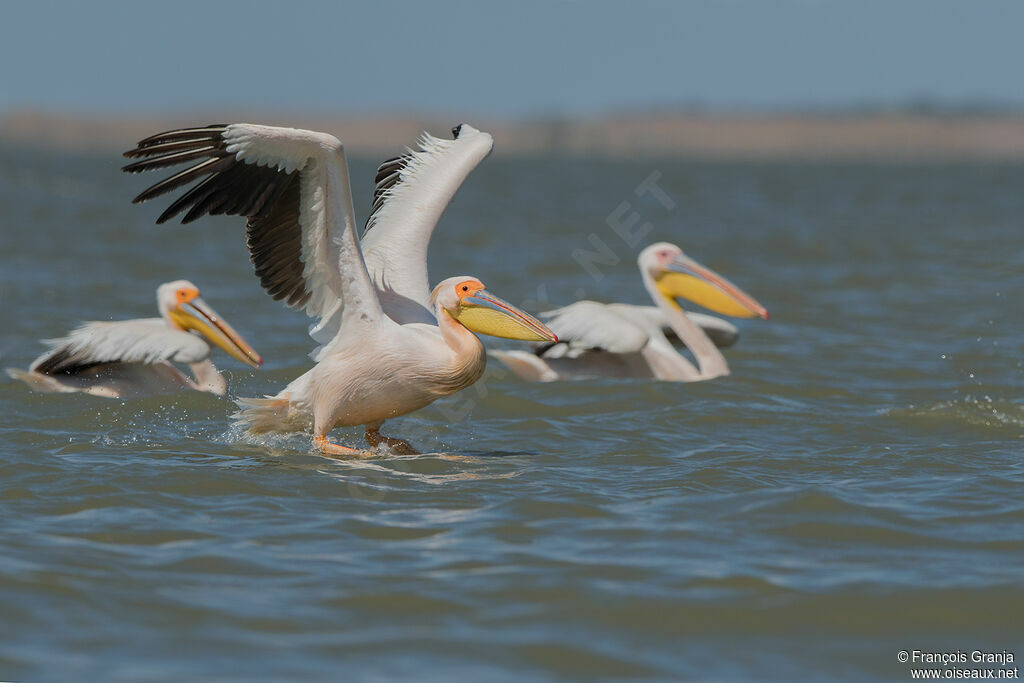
[3,153,1024,680]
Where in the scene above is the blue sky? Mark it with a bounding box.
[3,0,1023,118]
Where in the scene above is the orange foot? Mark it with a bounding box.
[312,434,367,456]
[365,428,419,455]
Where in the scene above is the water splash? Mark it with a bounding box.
[889,395,1024,437]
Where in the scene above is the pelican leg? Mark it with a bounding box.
[365,427,419,455]
[312,434,364,456]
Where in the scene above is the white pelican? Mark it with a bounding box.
[122,123,556,455]
[492,242,768,382]
[6,280,262,397]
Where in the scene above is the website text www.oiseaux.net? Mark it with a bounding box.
[899,650,1018,680]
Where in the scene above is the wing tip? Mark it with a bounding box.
[134,124,229,148]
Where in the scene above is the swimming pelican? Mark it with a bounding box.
[6,280,262,397]
[122,123,556,455]
[492,242,768,382]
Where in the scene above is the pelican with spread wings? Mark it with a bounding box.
[492,242,768,382]
[6,280,262,397]
[122,123,555,455]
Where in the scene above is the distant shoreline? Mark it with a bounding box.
[4,110,1024,161]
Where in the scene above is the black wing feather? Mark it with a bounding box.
[123,125,311,309]
[361,123,463,234]
[32,345,114,376]
[363,154,412,234]
[246,174,310,308]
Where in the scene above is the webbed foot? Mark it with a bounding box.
[365,428,419,455]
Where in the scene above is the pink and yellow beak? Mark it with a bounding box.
[168,296,263,368]
[450,290,557,342]
[657,255,769,319]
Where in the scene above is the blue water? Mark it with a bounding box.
[1,144,1023,681]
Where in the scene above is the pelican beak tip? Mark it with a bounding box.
[175,298,263,369]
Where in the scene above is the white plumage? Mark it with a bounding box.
[36,319,210,367]
[123,123,551,455]
[493,242,767,382]
[540,302,651,355]
[6,280,262,397]
[357,125,493,325]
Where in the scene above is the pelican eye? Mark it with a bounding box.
[455,281,480,299]
[176,288,199,303]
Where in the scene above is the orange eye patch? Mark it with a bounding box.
[176,288,200,303]
[455,280,484,300]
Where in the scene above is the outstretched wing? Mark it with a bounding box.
[123,124,381,337]
[30,319,208,375]
[359,124,494,324]
[537,301,650,357]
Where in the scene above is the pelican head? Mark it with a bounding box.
[432,277,557,342]
[157,280,263,367]
[640,242,769,319]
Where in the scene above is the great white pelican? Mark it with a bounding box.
[6,280,261,397]
[122,123,555,455]
[492,242,767,382]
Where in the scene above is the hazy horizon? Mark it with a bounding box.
[4,0,1023,119]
